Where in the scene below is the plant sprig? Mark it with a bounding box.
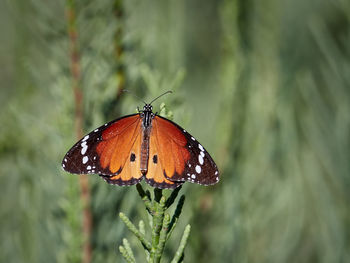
[119,184,190,263]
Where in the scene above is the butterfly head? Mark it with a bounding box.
[143,104,153,113]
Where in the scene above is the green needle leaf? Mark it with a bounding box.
[119,212,151,251]
[171,225,191,263]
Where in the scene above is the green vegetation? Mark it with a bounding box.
[119,185,189,263]
[1,0,349,262]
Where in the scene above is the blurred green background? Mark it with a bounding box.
[1,0,350,262]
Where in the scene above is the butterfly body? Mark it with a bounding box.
[139,104,154,174]
[62,104,219,189]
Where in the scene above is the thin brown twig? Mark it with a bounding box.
[114,0,125,100]
[65,1,92,263]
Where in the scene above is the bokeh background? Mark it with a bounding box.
[1,0,350,262]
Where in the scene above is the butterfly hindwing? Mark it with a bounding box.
[145,124,184,189]
[100,124,143,186]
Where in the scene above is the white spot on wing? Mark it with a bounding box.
[188,164,191,168]
[62,164,65,168]
[94,129,98,132]
[198,144,204,151]
[191,137,195,141]
[195,165,201,174]
[81,145,88,155]
[64,158,67,162]
[198,155,204,165]
[215,171,218,175]
[191,174,196,179]
[87,165,91,170]
[200,151,205,157]
[82,156,88,164]
[82,135,89,142]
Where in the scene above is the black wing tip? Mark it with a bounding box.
[60,156,85,174]
[61,156,69,172]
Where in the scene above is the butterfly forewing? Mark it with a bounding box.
[180,132,219,185]
[62,114,141,177]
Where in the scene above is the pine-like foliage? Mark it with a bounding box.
[0,0,349,262]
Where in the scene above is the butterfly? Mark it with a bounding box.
[62,96,219,189]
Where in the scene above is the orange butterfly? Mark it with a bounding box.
[62,98,219,189]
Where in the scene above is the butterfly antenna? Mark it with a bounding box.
[149,90,173,105]
[122,89,147,104]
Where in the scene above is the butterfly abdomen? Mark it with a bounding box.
[140,126,151,174]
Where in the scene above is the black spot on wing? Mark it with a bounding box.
[130,153,136,162]
[153,155,158,164]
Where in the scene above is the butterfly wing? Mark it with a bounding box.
[62,114,144,186]
[62,112,219,189]
[146,127,184,189]
[145,115,219,188]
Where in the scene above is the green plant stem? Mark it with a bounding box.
[155,213,171,260]
[119,244,136,263]
[136,183,153,214]
[139,220,146,235]
[150,194,166,262]
[171,225,191,263]
[123,238,136,262]
[167,195,185,241]
[119,212,151,251]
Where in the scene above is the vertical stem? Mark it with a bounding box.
[65,1,92,263]
[155,213,170,259]
[114,0,125,99]
[171,225,191,263]
[150,190,166,263]
[122,185,190,262]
